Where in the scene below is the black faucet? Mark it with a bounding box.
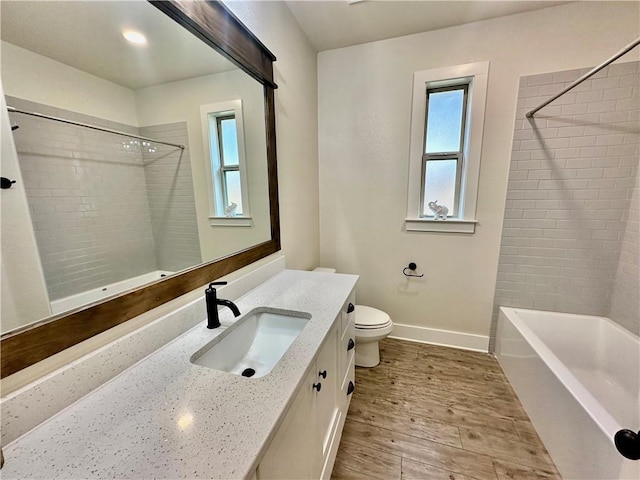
[205,281,241,329]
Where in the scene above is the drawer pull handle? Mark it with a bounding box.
[347,381,355,395]
[347,303,355,314]
[313,382,322,392]
[347,338,355,351]
[319,370,327,379]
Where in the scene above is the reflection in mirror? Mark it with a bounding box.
[0,1,271,334]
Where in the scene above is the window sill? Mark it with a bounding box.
[209,216,253,227]
[405,218,477,234]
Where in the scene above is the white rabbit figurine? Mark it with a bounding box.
[428,200,449,220]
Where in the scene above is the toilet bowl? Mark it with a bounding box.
[354,305,393,367]
[313,267,393,368]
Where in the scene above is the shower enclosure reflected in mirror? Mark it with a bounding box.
[0,0,280,377]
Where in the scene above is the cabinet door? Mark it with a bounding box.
[316,322,340,459]
[257,368,320,480]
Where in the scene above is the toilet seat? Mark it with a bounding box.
[355,321,394,339]
[355,305,390,329]
[356,319,392,330]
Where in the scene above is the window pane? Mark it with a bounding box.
[224,170,243,214]
[220,118,239,166]
[425,89,464,154]
[423,159,457,216]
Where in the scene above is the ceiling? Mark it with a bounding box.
[0,1,573,87]
[285,0,570,52]
[0,1,237,90]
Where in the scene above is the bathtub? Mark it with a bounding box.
[50,270,173,314]
[496,307,639,480]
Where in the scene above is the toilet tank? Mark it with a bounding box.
[313,267,336,273]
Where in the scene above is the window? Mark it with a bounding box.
[215,114,243,214]
[423,85,468,218]
[201,100,252,226]
[406,62,489,234]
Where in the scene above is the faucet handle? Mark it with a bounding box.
[208,281,227,288]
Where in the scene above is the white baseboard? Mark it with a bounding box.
[389,323,489,352]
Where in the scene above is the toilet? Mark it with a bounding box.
[353,305,393,367]
[313,268,393,367]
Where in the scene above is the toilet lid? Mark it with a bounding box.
[355,305,391,328]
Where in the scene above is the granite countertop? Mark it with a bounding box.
[2,270,358,479]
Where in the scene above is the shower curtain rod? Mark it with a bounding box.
[7,106,185,150]
[526,37,640,118]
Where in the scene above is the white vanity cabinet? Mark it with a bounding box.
[2,270,361,480]
[256,289,356,480]
[256,366,320,480]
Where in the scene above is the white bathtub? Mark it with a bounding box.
[496,307,639,480]
[50,270,174,314]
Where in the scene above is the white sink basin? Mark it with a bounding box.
[190,307,312,378]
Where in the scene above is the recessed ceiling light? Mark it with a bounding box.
[122,30,147,45]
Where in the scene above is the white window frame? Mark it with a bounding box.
[200,100,252,227]
[405,61,489,234]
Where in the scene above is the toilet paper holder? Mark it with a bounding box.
[403,262,424,278]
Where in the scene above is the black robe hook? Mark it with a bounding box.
[1,177,16,189]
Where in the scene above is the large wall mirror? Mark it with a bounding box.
[0,0,280,378]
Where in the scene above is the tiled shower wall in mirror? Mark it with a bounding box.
[7,97,201,301]
[139,123,201,273]
[490,62,639,349]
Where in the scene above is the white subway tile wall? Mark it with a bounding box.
[7,97,200,301]
[490,62,639,348]
[609,171,639,334]
[140,123,201,272]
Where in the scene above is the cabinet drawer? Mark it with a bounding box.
[340,353,356,410]
[340,291,356,336]
[340,317,355,377]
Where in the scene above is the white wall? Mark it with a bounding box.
[226,0,320,270]
[134,70,271,262]
[318,2,640,346]
[0,86,51,331]
[1,41,138,126]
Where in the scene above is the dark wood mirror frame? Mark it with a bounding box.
[0,0,280,379]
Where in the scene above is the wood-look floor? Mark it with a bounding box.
[332,338,562,480]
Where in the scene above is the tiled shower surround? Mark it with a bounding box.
[7,97,201,301]
[609,173,639,333]
[490,61,639,347]
[140,123,201,273]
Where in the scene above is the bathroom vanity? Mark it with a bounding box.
[0,269,357,479]
[257,281,356,479]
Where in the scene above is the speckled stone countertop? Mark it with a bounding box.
[2,270,358,479]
